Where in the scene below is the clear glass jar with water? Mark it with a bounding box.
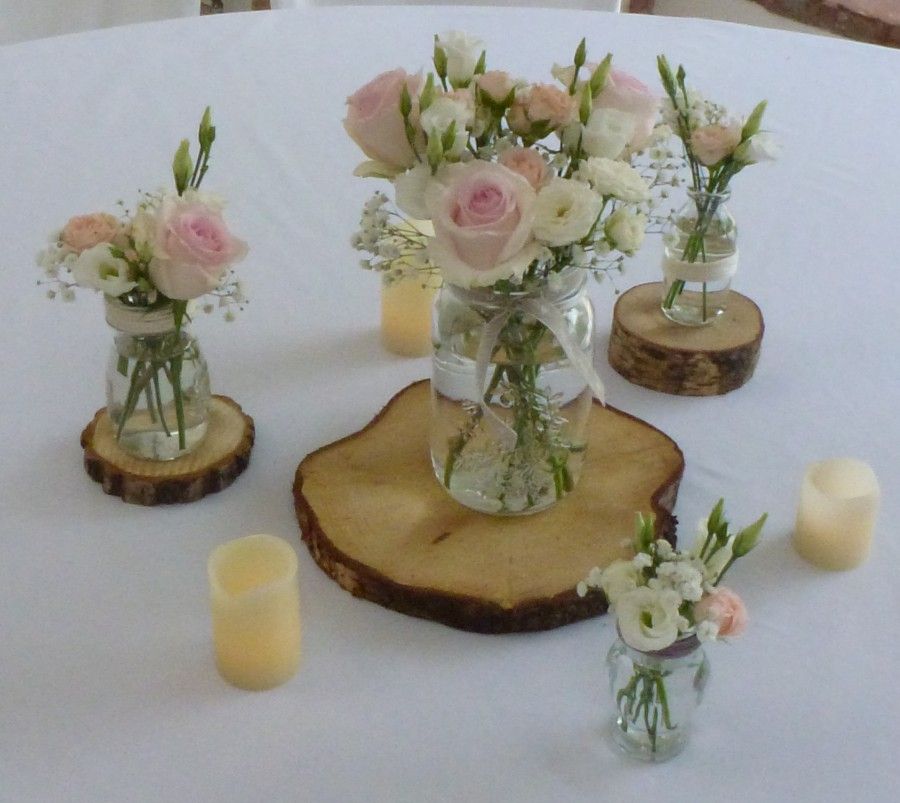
[661,189,737,326]
[430,268,594,516]
[105,300,210,461]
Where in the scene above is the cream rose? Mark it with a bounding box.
[72,243,137,297]
[594,69,659,150]
[344,69,421,173]
[426,161,540,288]
[576,157,650,203]
[533,178,602,247]
[616,587,684,652]
[525,84,577,130]
[149,195,248,300]
[499,147,551,191]
[690,123,743,166]
[61,213,121,254]
[604,207,646,255]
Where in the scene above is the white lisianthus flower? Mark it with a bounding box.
[394,164,434,219]
[576,157,650,203]
[599,560,640,607]
[420,95,472,156]
[71,243,137,297]
[564,108,636,160]
[436,31,484,87]
[532,178,602,246]
[604,207,647,255]
[616,586,683,652]
[733,132,781,164]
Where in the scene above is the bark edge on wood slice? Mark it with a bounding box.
[608,282,764,396]
[81,395,254,505]
[293,380,684,634]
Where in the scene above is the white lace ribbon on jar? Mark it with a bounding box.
[662,251,739,284]
[474,297,605,451]
[105,298,176,336]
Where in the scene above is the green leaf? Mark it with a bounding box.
[172,139,192,196]
[441,120,458,153]
[741,99,768,141]
[433,37,447,80]
[590,53,613,98]
[657,54,677,100]
[707,497,725,535]
[579,85,592,125]
[474,50,486,76]
[574,38,587,69]
[733,513,767,557]
[117,355,129,377]
[399,84,412,119]
[420,73,435,112]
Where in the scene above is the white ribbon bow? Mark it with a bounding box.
[473,297,606,451]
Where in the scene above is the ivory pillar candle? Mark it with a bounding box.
[208,534,301,690]
[793,458,880,570]
[380,272,439,358]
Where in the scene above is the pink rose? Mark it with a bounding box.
[60,213,121,254]
[149,196,247,300]
[525,84,577,130]
[694,587,748,639]
[690,123,743,166]
[499,147,551,191]
[594,69,659,150]
[344,69,421,172]
[476,70,515,104]
[426,162,541,287]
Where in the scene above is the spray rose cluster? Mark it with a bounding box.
[345,32,663,290]
[578,500,767,652]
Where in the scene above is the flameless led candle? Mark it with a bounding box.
[380,272,439,357]
[208,534,301,690]
[793,458,880,571]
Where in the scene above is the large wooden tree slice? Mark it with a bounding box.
[608,282,764,396]
[81,395,254,505]
[294,380,684,634]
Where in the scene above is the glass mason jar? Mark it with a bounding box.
[430,268,595,516]
[661,189,737,326]
[606,634,710,762]
[105,299,210,461]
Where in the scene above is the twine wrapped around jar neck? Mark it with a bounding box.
[105,298,177,336]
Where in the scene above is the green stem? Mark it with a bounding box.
[151,368,172,437]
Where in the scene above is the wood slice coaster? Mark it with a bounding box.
[81,395,254,505]
[608,282,764,396]
[293,380,684,634]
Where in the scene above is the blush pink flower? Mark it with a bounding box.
[690,123,743,166]
[425,162,541,287]
[60,213,121,254]
[149,196,248,300]
[344,69,422,172]
[524,84,577,129]
[694,587,748,638]
[594,69,659,150]
[476,70,515,104]
[499,147,551,190]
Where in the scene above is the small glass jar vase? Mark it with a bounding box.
[105,299,210,461]
[430,268,595,516]
[661,189,737,326]
[606,634,710,762]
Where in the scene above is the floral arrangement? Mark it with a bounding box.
[37,108,247,452]
[655,56,778,313]
[347,32,659,288]
[579,500,766,752]
[344,33,660,511]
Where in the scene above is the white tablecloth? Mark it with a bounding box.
[1,8,899,802]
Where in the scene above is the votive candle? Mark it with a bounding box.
[380,272,439,357]
[793,458,880,570]
[208,534,301,690]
